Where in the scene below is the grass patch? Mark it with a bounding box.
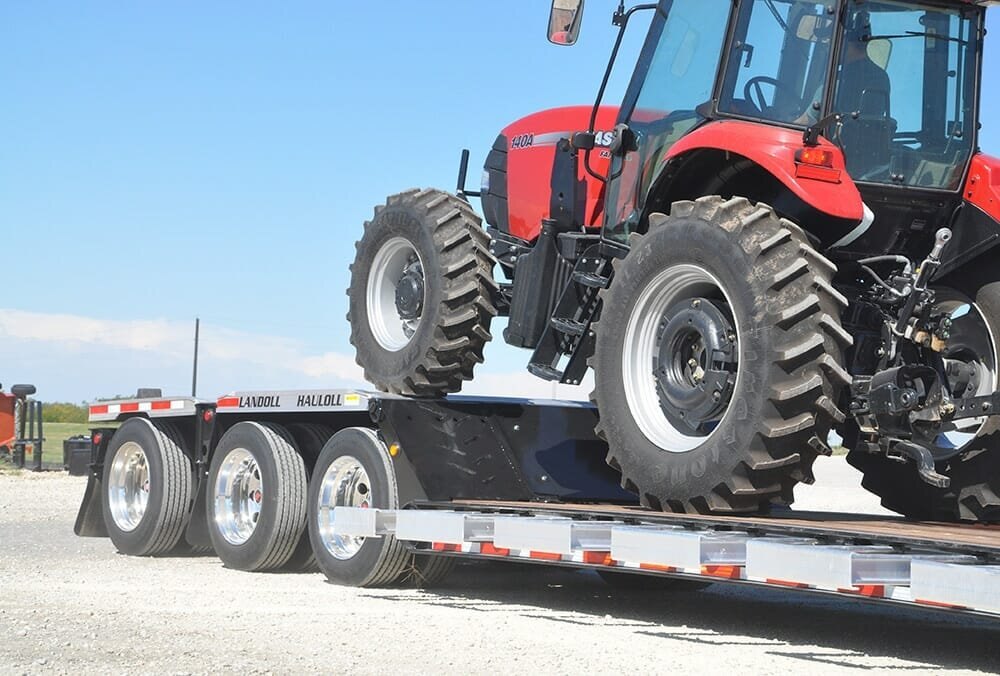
[0,422,93,471]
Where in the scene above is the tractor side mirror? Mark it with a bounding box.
[548,0,585,46]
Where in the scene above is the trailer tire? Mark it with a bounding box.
[308,427,411,587]
[348,188,498,397]
[596,569,712,591]
[101,418,193,556]
[848,280,1000,522]
[592,197,850,513]
[207,422,308,571]
[281,423,334,572]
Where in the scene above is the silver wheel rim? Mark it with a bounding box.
[622,264,740,453]
[107,441,150,532]
[214,448,263,546]
[931,299,998,452]
[317,455,372,560]
[366,237,424,351]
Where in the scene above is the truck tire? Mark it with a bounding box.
[592,196,851,513]
[307,427,411,587]
[348,188,498,397]
[207,422,307,571]
[847,281,1000,522]
[101,418,193,556]
[281,423,334,572]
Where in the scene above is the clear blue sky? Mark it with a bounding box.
[1,2,998,402]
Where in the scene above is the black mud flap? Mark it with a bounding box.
[74,473,108,537]
[183,476,213,549]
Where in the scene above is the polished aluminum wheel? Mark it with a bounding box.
[316,455,372,560]
[107,441,150,532]
[622,263,741,453]
[366,237,424,351]
[214,448,263,546]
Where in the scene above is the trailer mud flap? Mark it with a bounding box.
[74,473,108,537]
[184,476,213,549]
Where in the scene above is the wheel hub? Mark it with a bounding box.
[654,297,738,434]
[394,261,425,320]
[317,455,373,560]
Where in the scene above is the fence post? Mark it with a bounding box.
[32,401,43,472]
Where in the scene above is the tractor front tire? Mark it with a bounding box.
[592,196,851,513]
[348,188,498,397]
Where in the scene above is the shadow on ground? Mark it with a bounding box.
[366,560,999,672]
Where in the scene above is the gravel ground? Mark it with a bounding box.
[1,458,998,675]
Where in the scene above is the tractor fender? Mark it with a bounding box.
[965,153,1000,223]
[663,120,864,224]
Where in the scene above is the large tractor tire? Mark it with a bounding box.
[592,196,851,513]
[101,418,193,556]
[348,188,498,397]
[847,280,1000,522]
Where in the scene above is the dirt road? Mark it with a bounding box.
[1,461,997,675]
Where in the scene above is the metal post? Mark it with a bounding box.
[32,401,43,472]
[13,398,26,469]
[192,317,200,397]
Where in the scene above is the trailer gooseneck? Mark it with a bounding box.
[75,388,1000,619]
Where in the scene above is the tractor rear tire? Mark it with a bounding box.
[348,188,498,397]
[847,280,1000,522]
[592,196,851,513]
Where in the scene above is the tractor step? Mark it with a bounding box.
[527,363,564,381]
[550,317,586,336]
[572,271,609,288]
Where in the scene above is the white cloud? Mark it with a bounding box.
[0,308,588,402]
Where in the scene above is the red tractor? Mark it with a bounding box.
[349,0,1000,522]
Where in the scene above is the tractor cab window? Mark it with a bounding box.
[834,0,979,190]
[719,0,835,125]
[605,0,732,234]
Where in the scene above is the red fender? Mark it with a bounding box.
[964,153,1000,222]
[664,120,864,223]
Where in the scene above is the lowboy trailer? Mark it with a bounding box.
[75,388,1000,619]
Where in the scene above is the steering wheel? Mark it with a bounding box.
[743,76,803,118]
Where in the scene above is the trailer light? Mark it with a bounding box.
[92,432,103,446]
[795,147,834,168]
[203,409,215,423]
[389,443,400,457]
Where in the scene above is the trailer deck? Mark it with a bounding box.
[77,387,1000,621]
[331,501,1000,618]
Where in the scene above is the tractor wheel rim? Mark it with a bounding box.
[622,263,741,453]
[108,441,150,532]
[367,237,425,352]
[214,448,263,546]
[926,299,998,455]
[317,455,372,560]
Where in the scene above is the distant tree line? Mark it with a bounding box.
[41,403,88,424]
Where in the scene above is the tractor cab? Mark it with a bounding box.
[552,0,986,250]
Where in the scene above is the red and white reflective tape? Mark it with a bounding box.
[89,399,193,422]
